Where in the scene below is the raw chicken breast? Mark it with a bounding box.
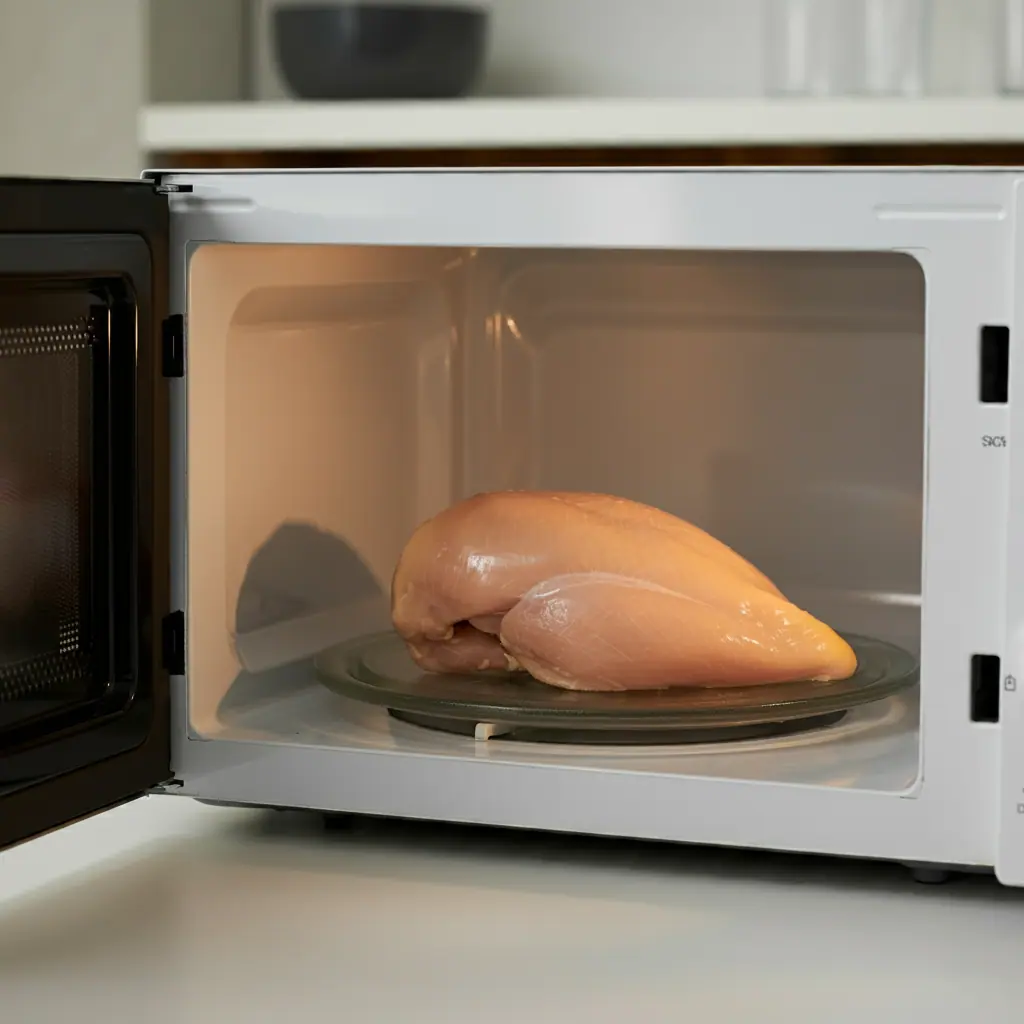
[391,491,857,691]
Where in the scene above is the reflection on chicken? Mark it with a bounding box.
[391,492,857,691]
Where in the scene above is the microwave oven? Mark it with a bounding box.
[1,168,1022,887]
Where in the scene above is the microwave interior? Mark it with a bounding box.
[184,242,924,794]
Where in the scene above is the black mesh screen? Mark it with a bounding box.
[0,301,98,732]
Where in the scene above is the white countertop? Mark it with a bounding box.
[142,97,1024,153]
[2,797,1024,1023]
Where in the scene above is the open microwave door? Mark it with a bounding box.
[0,178,171,849]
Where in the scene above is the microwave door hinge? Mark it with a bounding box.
[162,314,185,377]
[151,612,186,798]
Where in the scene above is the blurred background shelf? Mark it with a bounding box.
[142,97,1024,154]
[4,1,1024,178]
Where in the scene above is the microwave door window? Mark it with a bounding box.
[0,295,99,741]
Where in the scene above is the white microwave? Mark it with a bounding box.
[1,167,1021,888]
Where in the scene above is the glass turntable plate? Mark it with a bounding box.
[315,631,919,745]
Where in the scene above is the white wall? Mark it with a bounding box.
[148,0,246,103]
[484,0,998,97]
[483,0,761,97]
[0,0,144,178]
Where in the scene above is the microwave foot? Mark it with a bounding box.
[322,812,357,833]
[905,863,954,885]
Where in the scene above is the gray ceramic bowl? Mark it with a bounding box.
[273,3,489,100]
